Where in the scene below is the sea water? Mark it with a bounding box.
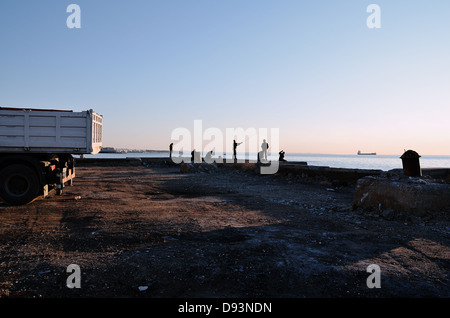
[84,152,450,171]
[282,153,450,171]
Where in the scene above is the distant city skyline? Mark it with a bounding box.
[1,1,449,155]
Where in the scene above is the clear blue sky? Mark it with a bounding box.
[1,1,449,155]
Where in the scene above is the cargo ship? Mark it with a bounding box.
[357,150,376,155]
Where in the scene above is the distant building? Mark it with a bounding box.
[100,147,116,153]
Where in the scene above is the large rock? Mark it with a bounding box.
[353,175,450,217]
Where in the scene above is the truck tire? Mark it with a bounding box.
[0,164,40,205]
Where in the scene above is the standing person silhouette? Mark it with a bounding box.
[261,139,269,161]
[169,143,173,159]
[205,150,213,163]
[233,140,242,162]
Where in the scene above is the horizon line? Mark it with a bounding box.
[102,148,450,157]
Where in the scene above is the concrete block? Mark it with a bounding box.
[353,176,450,217]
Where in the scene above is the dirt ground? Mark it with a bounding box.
[0,161,449,298]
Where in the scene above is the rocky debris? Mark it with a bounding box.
[353,175,450,217]
[180,162,218,173]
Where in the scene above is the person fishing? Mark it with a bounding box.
[233,140,242,162]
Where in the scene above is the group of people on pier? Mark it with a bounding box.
[169,140,287,163]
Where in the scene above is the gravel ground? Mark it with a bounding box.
[0,162,449,298]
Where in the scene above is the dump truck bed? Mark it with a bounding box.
[0,107,103,154]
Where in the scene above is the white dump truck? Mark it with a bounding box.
[0,107,103,205]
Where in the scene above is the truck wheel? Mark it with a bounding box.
[0,164,40,205]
